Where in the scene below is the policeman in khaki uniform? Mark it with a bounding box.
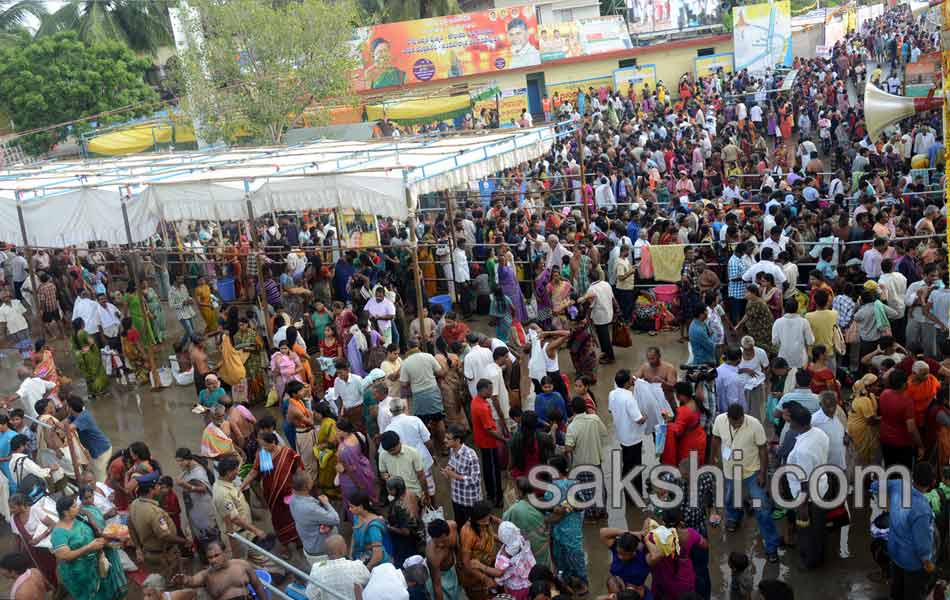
[129,479,188,579]
[211,456,267,559]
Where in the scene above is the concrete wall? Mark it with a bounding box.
[792,24,824,60]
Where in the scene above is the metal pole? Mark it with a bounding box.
[244,189,274,343]
[444,191,460,306]
[576,123,590,227]
[14,192,40,316]
[227,533,349,600]
[405,176,427,343]
[119,189,161,391]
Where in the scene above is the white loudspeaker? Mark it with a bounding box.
[864,82,943,140]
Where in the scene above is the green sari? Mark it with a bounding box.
[73,331,109,395]
[144,288,166,343]
[51,506,127,600]
[502,499,552,568]
[124,293,155,347]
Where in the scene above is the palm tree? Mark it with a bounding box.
[0,0,44,46]
[36,0,172,55]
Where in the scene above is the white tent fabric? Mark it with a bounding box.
[0,126,556,247]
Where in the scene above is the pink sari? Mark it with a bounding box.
[269,351,301,400]
[32,350,60,403]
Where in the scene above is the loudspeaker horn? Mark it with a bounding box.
[864,82,942,140]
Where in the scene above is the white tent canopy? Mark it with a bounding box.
[0,127,556,247]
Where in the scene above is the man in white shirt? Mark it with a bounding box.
[878,258,907,322]
[72,291,100,336]
[306,534,370,600]
[759,226,790,259]
[608,370,647,500]
[742,248,787,287]
[482,347,512,433]
[544,235,573,271]
[595,175,616,212]
[333,361,364,429]
[4,366,56,417]
[772,299,815,368]
[384,398,434,476]
[372,383,396,435]
[580,271,617,364]
[785,401,833,566]
[463,335,495,398]
[450,240,472,315]
[905,264,940,356]
[95,293,122,342]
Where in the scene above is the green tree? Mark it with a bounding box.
[359,0,460,23]
[35,0,172,55]
[0,0,43,47]
[0,32,159,153]
[177,0,360,145]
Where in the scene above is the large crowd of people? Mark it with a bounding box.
[0,4,948,600]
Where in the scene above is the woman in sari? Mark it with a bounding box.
[757,273,783,320]
[124,281,155,347]
[547,456,589,595]
[420,230,438,298]
[240,432,303,546]
[548,271,574,330]
[349,492,391,569]
[533,265,553,330]
[31,338,61,403]
[567,304,598,382]
[847,374,880,465]
[807,345,841,404]
[313,402,339,496]
[286,327,314,388]
[51,495,126,600]
[234,317,265,404]
[662,386,708,466]
[9,493,58,588]
[194,277,218,333]
[270,340,302,402]
[489,287,515,343]
[319,325,343,393]
[735,284,774,354]
[459,501,502,600]
[335,418,377,516]
[143,281,166,344]
[434,348,470,433]
[120,317,149,386]
[71,322,110,396]
[497,254,527,323]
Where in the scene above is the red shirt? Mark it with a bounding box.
[470,395,498,449]
[879,389,915,448]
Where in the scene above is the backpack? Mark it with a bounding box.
[13,456,47,505]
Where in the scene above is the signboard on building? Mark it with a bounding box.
[473,85,529,124]
[626,0,723,35]
[695,52,734,78]
[613,64,657,97]
[733,1,792,73]
[352,6,540,91]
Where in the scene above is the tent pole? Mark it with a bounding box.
[444,191,459,306]
[120,189,161,391]
[14,192,40,319]
[405,178,426,343]
[244,190,274,343]
[576,123,590,228]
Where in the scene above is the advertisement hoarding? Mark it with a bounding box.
[536,15,633,61]
[733,1,792,73]
[626,0,722,35]
[352,6,540,91]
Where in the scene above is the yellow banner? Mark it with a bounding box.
[613,65,657,98]
[473,87,528,125]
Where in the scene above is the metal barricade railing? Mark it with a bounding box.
[228,533,350,600]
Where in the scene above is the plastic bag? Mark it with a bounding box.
[654,422,667,457]
[422,506,444,542]
[265,388,279,407]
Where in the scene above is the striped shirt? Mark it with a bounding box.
[727,255,747,299]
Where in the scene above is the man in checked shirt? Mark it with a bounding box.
[36,273,65,340]
[440,425,481,528]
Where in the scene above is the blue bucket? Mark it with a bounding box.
[429,294,453,315]
[249,569,271,600]
[218,277,236,303]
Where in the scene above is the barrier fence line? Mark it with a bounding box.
[228,533,350,600]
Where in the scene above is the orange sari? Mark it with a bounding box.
[292,343,315,388]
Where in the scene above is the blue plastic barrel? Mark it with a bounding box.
[429,294,453,314]
[249,569,272,600]
[218,277,236,303]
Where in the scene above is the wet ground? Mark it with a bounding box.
[0,309,896,600]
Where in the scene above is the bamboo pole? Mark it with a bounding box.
[119,189,161,391]
[244,192,274,343]
[14,192,40,316]
[405,180,427,343]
